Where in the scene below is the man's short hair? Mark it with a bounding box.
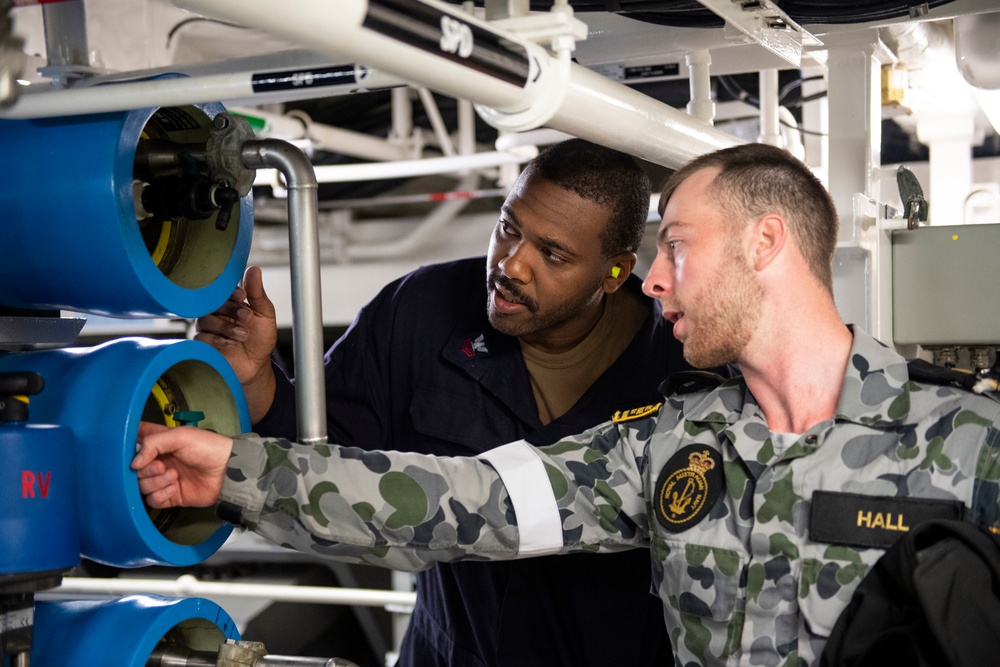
[658,143,839,293]
[526,139,651,257]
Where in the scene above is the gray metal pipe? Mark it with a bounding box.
[41,0,89,87]
[147,646,357,667]
[259,657,358,666]
[241,139,327,445]
[146,644,216,667]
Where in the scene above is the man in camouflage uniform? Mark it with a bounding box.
[134,143,1000,667]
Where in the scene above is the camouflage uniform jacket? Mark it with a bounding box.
[219,327,1000,667]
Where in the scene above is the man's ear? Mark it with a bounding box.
[750,213,787,272]
[603,252,637,293]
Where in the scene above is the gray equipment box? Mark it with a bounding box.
[892,223,1000,346]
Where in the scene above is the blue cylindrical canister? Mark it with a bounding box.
[32,595,240,666]
[0,102,253,318]
[0,338,251,567]
[0,374,79,576]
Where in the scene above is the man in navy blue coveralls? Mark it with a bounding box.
[196,140,691,666]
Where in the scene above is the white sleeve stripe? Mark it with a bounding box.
[478,440,565,556]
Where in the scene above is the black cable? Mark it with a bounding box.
[716,114,828,138]
[716,75,758,108]
[783,122,828,138]
[779,75,825,103]
[782,90,830,109]
[166,17,246,48]
[446,0,960,28]
[718,73,829,110]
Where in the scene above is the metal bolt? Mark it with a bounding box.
[970,347,992,372]
[933,347,959,369]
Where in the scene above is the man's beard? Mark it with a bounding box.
[487,269,602,339]
[680,248,763,369]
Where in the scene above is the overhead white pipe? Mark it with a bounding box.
[494,128,572,151]
[686,49,715,124]
[255,150,528,190]
[232,106,412,162]
[170,0,742,169]
[0,63,405,119]
[321,187,507,210]
[390,86,414,142]
[955,11,1000,91]
[171,0,531,110]
[758,68,782,146]
[530,65,742,166]
[778,106,805,160]
[51,575,417,609]
[417,86,457,157]
[457,98,476,156]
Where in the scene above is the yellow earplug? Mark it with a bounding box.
[610,266,621,279]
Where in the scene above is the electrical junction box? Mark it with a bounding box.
[892,223,1000,346]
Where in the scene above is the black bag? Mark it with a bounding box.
[821,519,1000,667]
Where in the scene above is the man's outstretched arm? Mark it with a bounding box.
[132,420,653,571]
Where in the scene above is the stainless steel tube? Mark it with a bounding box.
[146,646,357,667]
[260,657,359,666]
[146,645,217,667]
[241,139,327,445]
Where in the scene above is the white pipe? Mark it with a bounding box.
[391,86,414,141]
[171,0,742,169]
[321,187,507,209]
[458,98,475,156]
[51,575,416,609]
[292,110,412,162]
[686,49,715,124]
[345,174,480,259]
[255,151,528,189]
[0,65,405,119]
[232,106,411,162]
[917,112,976,225]
[545,65,742,167]
[758,69,782,146]
[417,87,456,157]
[494,128,572,152]
[778,106,805,160]
[170,0,532,112]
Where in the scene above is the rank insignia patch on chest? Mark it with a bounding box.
[653,445,724,532]
[612,402,662,422]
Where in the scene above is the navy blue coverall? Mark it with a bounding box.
[256,256,691,667]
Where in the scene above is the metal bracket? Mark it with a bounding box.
[855,191,908,234]
[488,5,588,54]
[699,0,823,67]
[207,112,258,196]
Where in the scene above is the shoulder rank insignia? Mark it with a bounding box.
[653,445,724,532]
[612,402,662,423]
[660,370,727,398]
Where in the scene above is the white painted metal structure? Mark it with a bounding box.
[7,0,998,331]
